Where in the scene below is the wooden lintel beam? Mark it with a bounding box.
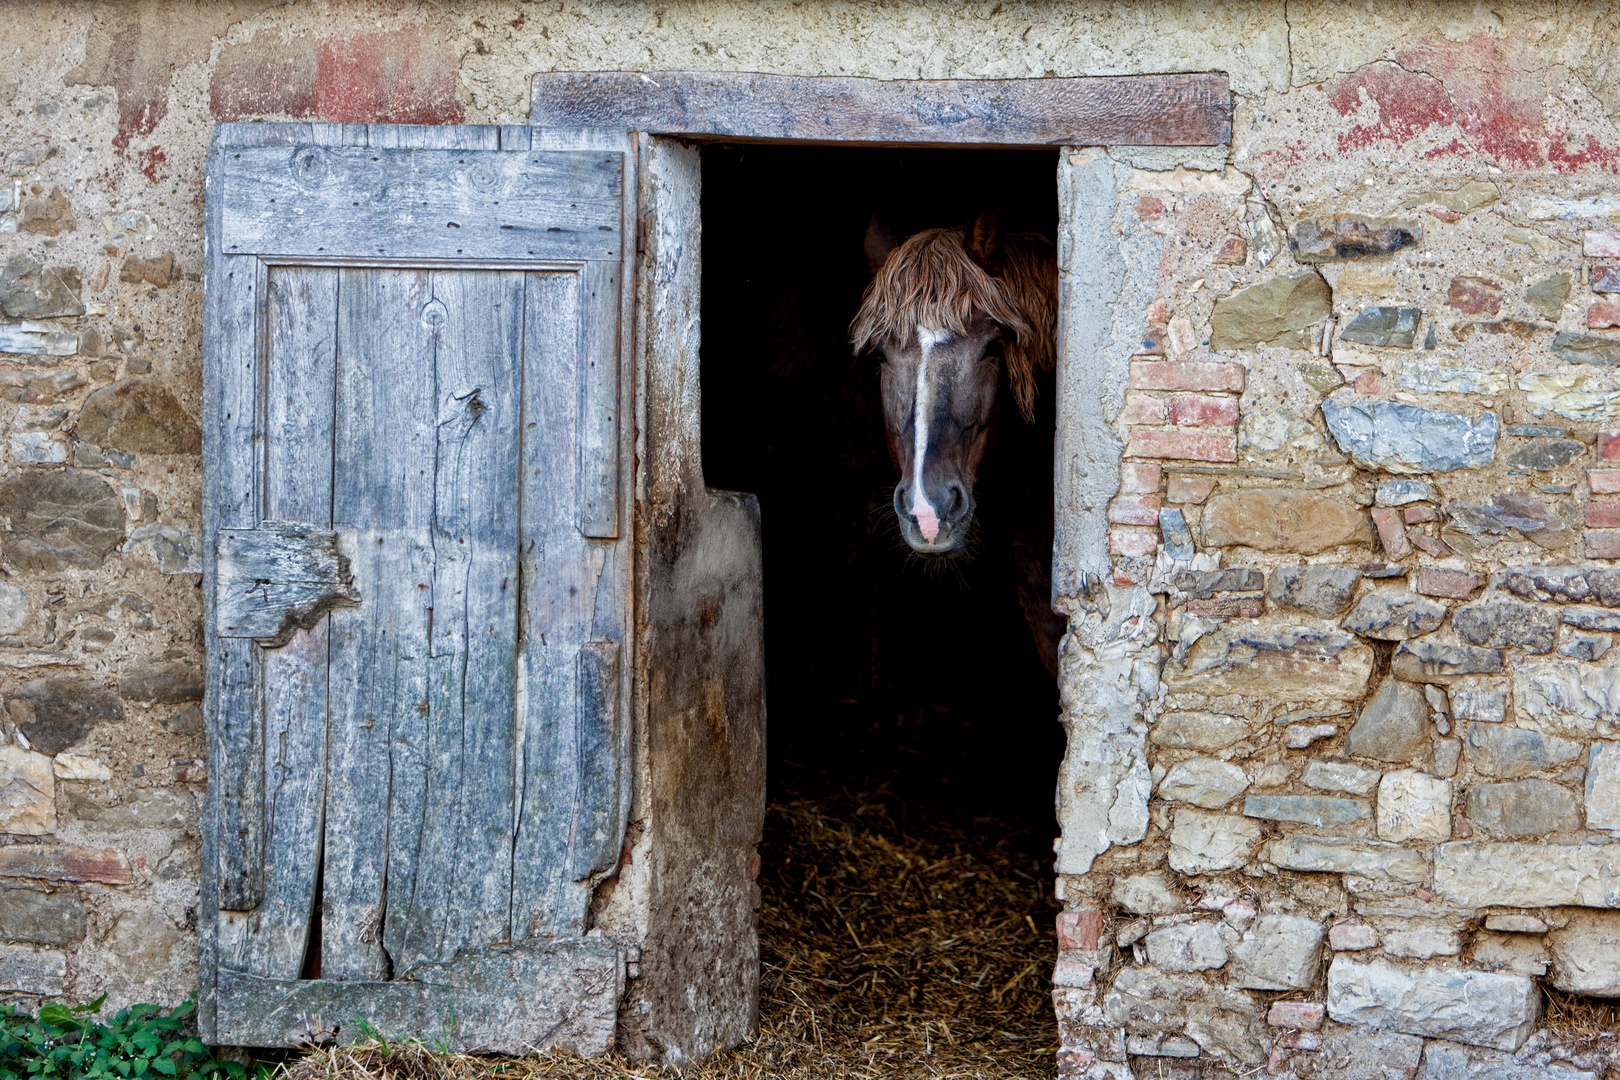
[530,71,1231,147]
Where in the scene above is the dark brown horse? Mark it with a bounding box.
[851,212,1066,676]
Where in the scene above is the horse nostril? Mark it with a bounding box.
[946,483,966,518]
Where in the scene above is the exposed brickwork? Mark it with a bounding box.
[1125,429,1238,462]
[1129,360,1246,393]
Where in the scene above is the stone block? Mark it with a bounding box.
[1322,398,1499,474]
[105,906,185,974]
[1434,841,1620,906]
[0,884,84,946]
[1265,836,1428,883]
[1449,494,1571,548]
[77,379,200,455]
[73,788,193,832]
[1371,508,1412,560]
[1150,711,1256,751]
[0,945,65,995]
[1209,269,1332,350]
[1285,723,1338,748]
[1466,779,1579,838]
[1266,1002,1324,1030]
[1527,271,1575,317]
[1344,590,1447,640]
[1499,565,1620,605]
[1102,965,1266,1068]
[1145,921,1229,972]
[0,748,54,837]
[1159,758,1249,809]
[1378,770,1452,842]
[1466,723,1584,779]
[1291,216,1421,263]
[1513,661,1620,738]
[1449,686,1507,722]
[1213,235,1246,264]
[1446,275,1504,317]
[1402,182,1499,213]
[1484,914,1549,934]
[1051,957,1095,988]
[1185,596,1264,618]
[0,256,84,319]
[1269,564,1358,617]
[1507,440,1587,473]
[1302,759,1381,795]
[1432,738,1462,778]
[1377,479,1439,507]
[52,754,111,781]
[1174,568,1264,598]
[1392,641,1503,685]
[1589,741,1620,831]
[1341,306,1422,348]
[1398,357,1510,396]
[1330,923,1380,950]
[1553,332,1620,366]
[1111,873,1181,915]
[0,844,131,885]
[1418,1040,1595,1080]
[1166,474,1214,503]
[1346,677,1432,762]
[6,678,124,756]
[1130,360,1246,392]
[0,470,125,572]
[1167,808,1261,875]
[1126,429,1238,462]
[1326,955,1539,1051]
[1559,630,1611,660]
[1163,628,1373,700]
[1202,489,1371,552]
[117,661,202,705]
[1546,910,1620,996]
[1243,794,1369,827]
[1383,926,1461,959]
[1471,933,1550,979]
[1230,914,1323,990]
[118,252,172,287]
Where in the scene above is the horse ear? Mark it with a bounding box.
[966,210,999,270]
[864,212,897,277]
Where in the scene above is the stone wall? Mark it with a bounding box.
[5,1,1620,1074]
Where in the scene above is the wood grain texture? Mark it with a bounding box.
[531,71,1231,147]
[216,524,359,645]
[215,939,622,1054]
[577,259,622,538]
[215,147,623,262]
[324,268,436,982]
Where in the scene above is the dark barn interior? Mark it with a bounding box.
[700,143,1064,841]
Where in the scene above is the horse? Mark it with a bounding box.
[850,211,1067,677]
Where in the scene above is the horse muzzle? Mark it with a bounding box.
[893,479,973,554]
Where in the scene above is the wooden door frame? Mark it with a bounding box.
[553,71,1233,1065]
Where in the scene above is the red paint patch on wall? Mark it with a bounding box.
[211,26,463,125]
[315,29,464,125]
[138,146,166,184]
[1327,61,1454,154]
[1394,31,1547,170]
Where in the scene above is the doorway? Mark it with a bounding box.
[698,144,1067,1066]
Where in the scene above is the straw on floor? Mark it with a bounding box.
[279,789,1061,1079]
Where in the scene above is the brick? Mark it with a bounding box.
[1130,360,1246,393]
[1120,462,1162,494]
[1111,526,1159,557]
[1167,475,1216,504]
[1587,529,1620,559]
[1403,505,1439,524]
[1601,432,1620,460]
[0,845,132,885]
[1409,533,1451,558]
[1586,231,1620,258]
[1135,325,1167,356]
[1267,1002,1326,1030]
[1109,494,1163,526]
[1447,274,1504,317]
[1056,910,1104,951]
[1187,596,1265,618]
[1145,298,1170,325]
[1127,429,1238,462]
[1052,958,1095,989]
[1370,507,1412,560]
[1168,394,1239,427]
[1120,393,1166,425]
[1413,567,1481,599]
[1213,235,1247,265]
[1353,369,1382,395]
[1595,266,1620,294]
[1592,469,1620,494]
[1588,502,1620,528]
[1591,302,1620,329]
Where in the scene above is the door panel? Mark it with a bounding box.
[202,123,631,1054]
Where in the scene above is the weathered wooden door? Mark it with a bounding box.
[199,123,634,1053]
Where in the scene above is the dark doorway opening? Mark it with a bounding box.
[699,142,1064,849]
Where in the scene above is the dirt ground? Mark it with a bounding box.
[280,789,1061,1080]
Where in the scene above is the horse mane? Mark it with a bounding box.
[849,227,1057,422]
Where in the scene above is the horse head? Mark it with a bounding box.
[851,212,1056,556]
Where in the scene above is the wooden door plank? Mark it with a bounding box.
[215,147,623,262]
[576,259,622,538]
[215,939,622,1054]
[391,270,525,969]
[571,640,625,880]
[223,266,337,980]
[530,71,1232,147]
[324,269,437,981]
[368,124,499,150]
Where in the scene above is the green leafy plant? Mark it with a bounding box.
[0,996,252,1080]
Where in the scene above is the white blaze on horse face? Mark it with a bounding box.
[909,326,949,542]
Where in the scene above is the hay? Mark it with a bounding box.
[278,790,1058,1080]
